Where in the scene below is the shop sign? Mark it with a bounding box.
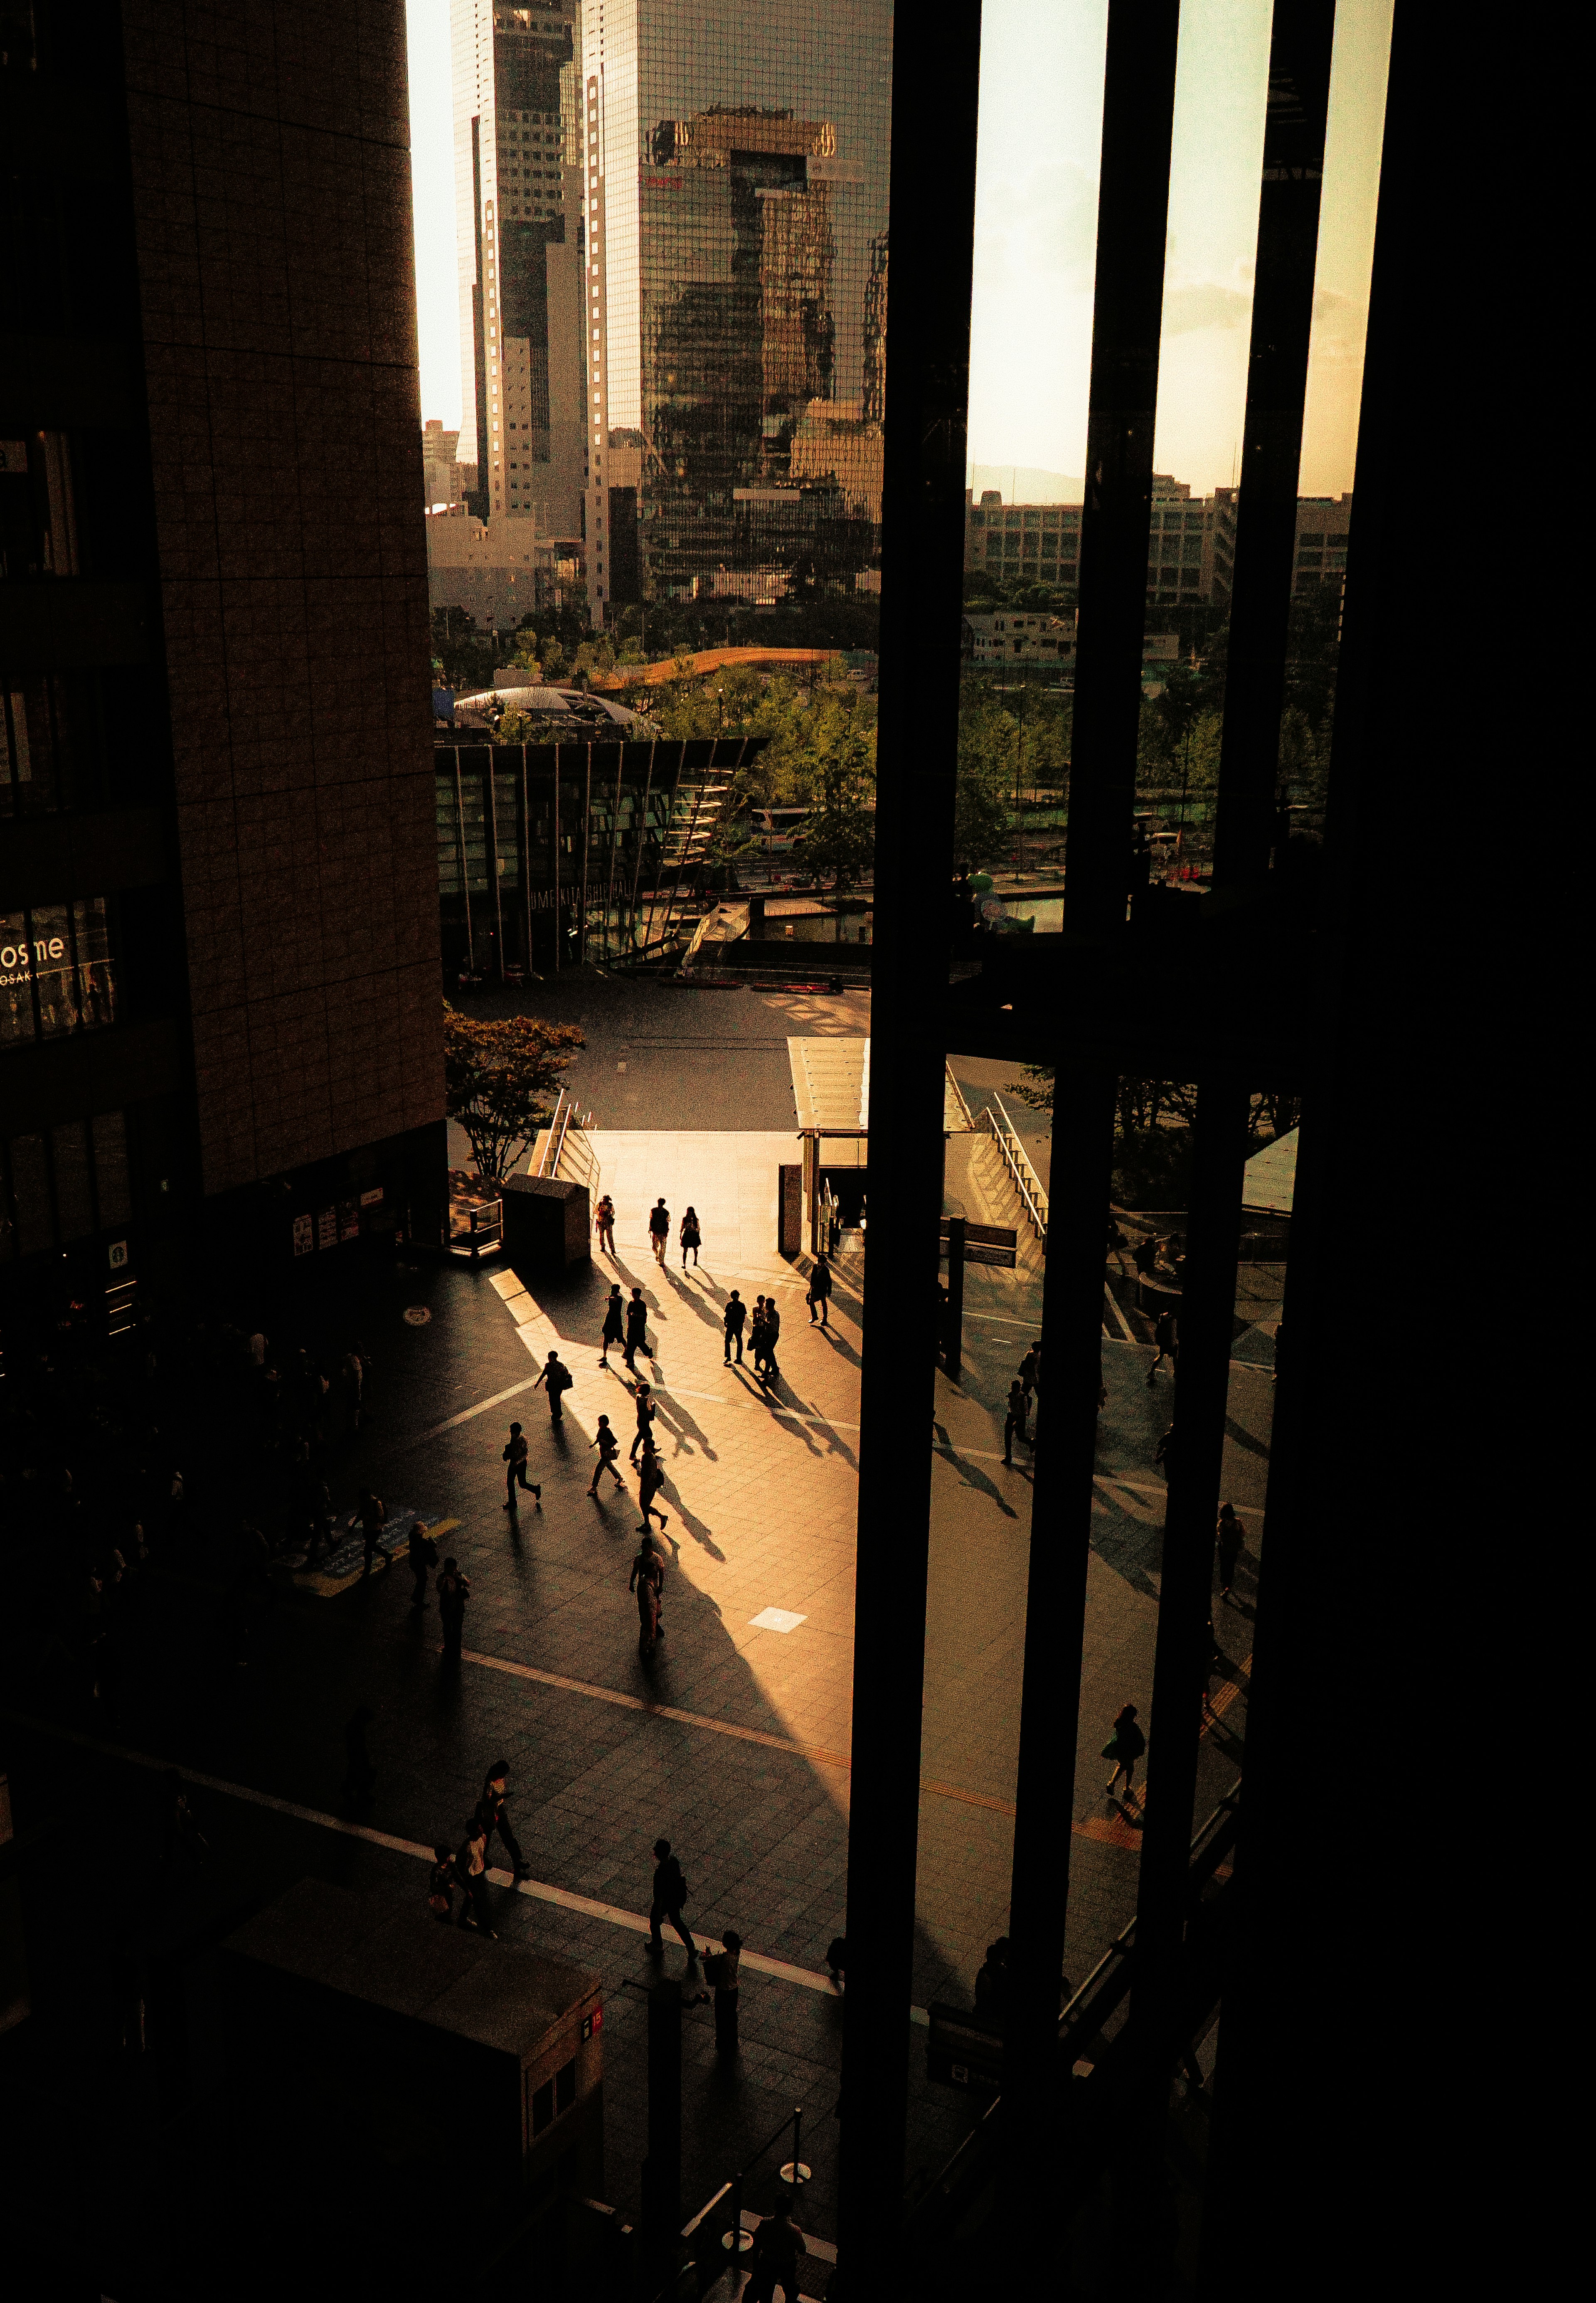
[292,1214,313,1256]
[317,1206,337,1251]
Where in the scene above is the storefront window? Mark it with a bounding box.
[0,897,116,1051]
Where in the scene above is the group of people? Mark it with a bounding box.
[427,1758,534,1937]
[592,1192,706,1273]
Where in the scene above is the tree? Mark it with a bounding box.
[795,709,876,890]
[954,699,1015,871]
[441,1002,584,1180]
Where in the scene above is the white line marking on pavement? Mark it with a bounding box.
[1103,1286,1138,1345]
[399,1376,545,1449]
[0,1711,850,1999]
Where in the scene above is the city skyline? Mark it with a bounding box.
[408,0,1391,504]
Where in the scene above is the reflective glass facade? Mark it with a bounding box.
[584,0,891,601]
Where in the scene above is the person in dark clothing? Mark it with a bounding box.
[1103,1702,1145,1801]
[1147,1306,1179,1385]
[624,1288,649,1371]
[342,1705,377,1810]
[407,1518,438,1609]
[631,1534,665,1657]
[1018,1342,1041,1402]
[502,1420,541,1509]
[437,1557,470,1660]
[704,1929,742,2054]
[475,1761,532,1882]
[745,2200,807,2303]
[455,1819,495,1935]
[588,1414,626,1496]
[534,1351,572,1423]
[1106,1217,1131,1275]
[680,1207,702,1267]
[630,1383,657,1463]
[723,1289,747,1364]
[1132,1233,1160,1280]
[428,1844,456,1922]
[973,1936,1011,2029]
[648,1198,671,1266]
[1002,1379,1029,1466]
[760,1300,781,1383]
[825,1936,847,1986]
[599,1285,625,1367]
[636,1439,669,1533]
[808,1254,833,1325]
[1216,1502,1245,1600]
[750,1298,769,1375]
[356,1489,391,1576]
[647,1838,697,1961]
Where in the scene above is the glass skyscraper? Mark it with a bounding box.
[581,0,892,608]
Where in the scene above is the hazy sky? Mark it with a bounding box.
[405,0,1391,499]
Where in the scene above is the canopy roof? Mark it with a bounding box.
[1242,1127,1298,1216]
[788,1036,870,1135]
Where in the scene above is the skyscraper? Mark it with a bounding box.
[452,0,594,614]
[582,0,892,607]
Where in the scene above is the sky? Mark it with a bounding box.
[405,0,1392,500]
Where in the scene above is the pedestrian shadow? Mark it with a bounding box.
[657,1482,726,1564]
[1223,1415,1271,1462]
[810,1324,863,1369]
[1083,1491,1163,1599]
[764,1374,858,1468]
[930,1424,1019,1520]
[657,1265,731,1343]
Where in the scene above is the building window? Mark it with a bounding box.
[0,1108,131,1262]
[1,898,116,1052]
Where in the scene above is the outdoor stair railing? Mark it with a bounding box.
[534,1087,599,1195]
[979,1093,1049,1240]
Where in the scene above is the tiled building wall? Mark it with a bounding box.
[121,0,443,1194]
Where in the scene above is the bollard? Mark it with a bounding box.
[780,2105,812,2192]
[720,2170,753,2267]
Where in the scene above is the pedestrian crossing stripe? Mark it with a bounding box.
[292,1515,460,1599]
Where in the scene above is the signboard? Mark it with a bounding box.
[107,1239,128,1270]
[317,1206,337,1251]
[359,1187,384,1207]
[338,1199,360,1242]
[292,1214,313,1257]
[580,2007,603,2042]
[938,1218,1018,1270]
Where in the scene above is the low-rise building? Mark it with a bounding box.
[962,610,1076,668]
[965,490,1082,587]
[426,507,582,628]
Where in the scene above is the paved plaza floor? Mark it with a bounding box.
[2,983,1276,2271]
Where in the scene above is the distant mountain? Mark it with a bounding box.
[968,463,1086,505]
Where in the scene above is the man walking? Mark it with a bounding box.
[761,1297,781,1383]
[475,1760,532,1883]
[436,1557,470,1661]
[723,1289,747,1364]
[648,1197,671,1266]
[623,1287,649,1372]
[599,1285,625,1367]
[750,1297,768,1377]
[588,1414,626,1497]
[454,1817,495,1935]
[808,1253,833,1326]
[630,1382,657,1464]
[356,1488,390,1576]
[1002,1379,1029,1466]
[534,1350,573,1424]
[1216,1501,1245,1601]
[647,1838,698,1963]
[637,1437,669,1533]
[1018,1342,1041,1404]
[407,1517,438,1609]
[502,1421,541,1510]
[745,2199,807,2303]
[1147,1306,1179,1385]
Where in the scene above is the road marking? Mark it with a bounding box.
[399,1377,545,1450]
[0,1710,845,1998]
[1102,1286,1137,1345]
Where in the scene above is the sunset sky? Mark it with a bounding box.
[405,0,1392,501]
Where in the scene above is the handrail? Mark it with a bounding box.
[534,1089,566,1177]
[980,1094,1049,1238]
[943,1061,975,1132]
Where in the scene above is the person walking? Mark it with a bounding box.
[1018,1342,1041,1403]
[407,1517,438,1610]
[437,1557,470,1661]
[588,1414,626,1497]
[808,1253,833,1326]
[647,1838,697,1962]
[648,1197,671,1266]
[454,1818,496,1935]
[1102,1702,1145,1802]
[534,1350,573,1424]
[761,1297,781,1383]
[502,1421,541,1510]
[356,1488,391,1577]
[636,1438,669,1534]
[745,2198,807,2303]
[749,1297,769,1377]
[973,1937,1012,2029]
[475,1760,532,1882]
[594,1193,617,1257]
[1002,1379,1029,1466]
[599,1285,625,1367]
[427,1843,456,1923]
[623,1287,649,1372]
[723,1289,747,1365]
[1216,1502,1245,1601]
[679,1206,702,1268]
[629,1382,657,1464]
[1147,1305,1179,1385]
[631,1532,665,1657]
[703,1929,743,2056]
[1132,1232,1160,1281]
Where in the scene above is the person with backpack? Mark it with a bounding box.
[594,1193,617,1256]
[1103,1702,1145,1802]
[501,1421,541,1510]
[534,1350,573,1424]
[599,1285,625,1368]
[623,1286,649,1372]
[588,1414,626,1498]
[647,1837,697,1961]
[648,1197,671,1266]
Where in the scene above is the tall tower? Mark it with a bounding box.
[582,0,892,607]
[452,0,594,615]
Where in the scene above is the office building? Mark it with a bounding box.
[582,0,892,606]
[965,489,1083,587]
[425,504,571,625]
[2,0,444,1318]
[451,0,594,614]
[422,418,474,510]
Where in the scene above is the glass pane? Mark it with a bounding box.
[9,1133,53,1256]
[92,1109,132,1227]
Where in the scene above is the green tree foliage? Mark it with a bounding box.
[441,1002,584,1180]
[793,708,876,889]
[431,606,495,693]
[954,698,1017,871]
[1005,1062,1299,1205]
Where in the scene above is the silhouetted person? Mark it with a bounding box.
[428,1844,456,1922]
[647,1837,697,1961]
[745,2198,807,2303]
[808,1253,833,1325]
[502,1420,540,1509]
[648,1197,670,1266]
[637,1441,669,1533]
[724,1289,747,1363]
[760,1299,782,1383]
[599,1285,625,1366]
[630,1383,657,1463]
[534,1350,572,1423]
[1147,1306,1179,1385]
[1003,1379,1028,1465]
[974,1936,1011,2029]
[437,1557,470,1661]
[356,1488,390,1576]
[631,1532,664,1656]
[408,1517,438,1609]
[680,1206,701,1266]
[475,1760,532,1882]
[1216,1502,1245,1600]
[588,1414,626,1495]
[594,1192,616,1256]
[455,1819,495,1934]
[624,1288,649,1370]
[1103,1702,1145,1801]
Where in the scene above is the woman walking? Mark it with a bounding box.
[588,1414,626,1498]
[595,1195,617,1256]
[1102,1702,1145,1803]
[599,1284,625,1367]
[630,1532,665,1658]
[637,1437,670,1533]
[680,1206,702,1268]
